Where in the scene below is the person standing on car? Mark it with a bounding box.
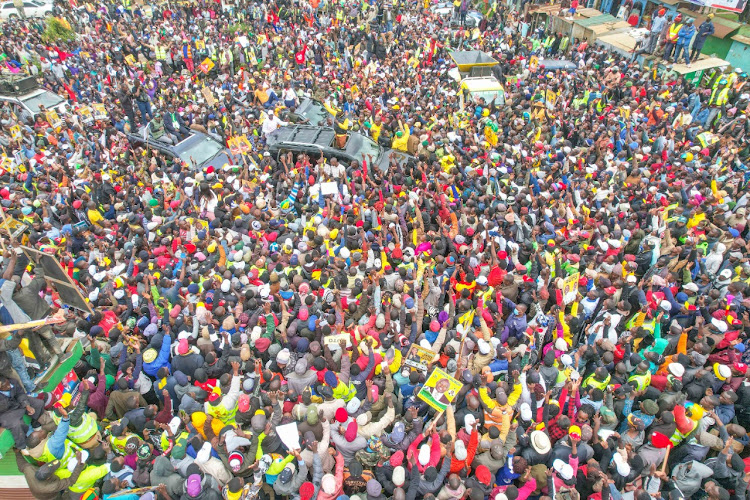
[118,83,136,132]
[132,79,153,126]
[459,0,469,26]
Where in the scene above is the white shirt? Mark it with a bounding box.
[262,115,287,136]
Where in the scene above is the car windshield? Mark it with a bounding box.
[346,133,381,160]
[177,136,224,165]
[299,105,328,126]
[21,91,64,113]
[471,89,504,104]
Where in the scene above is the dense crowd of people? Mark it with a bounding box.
[1,0,750,499]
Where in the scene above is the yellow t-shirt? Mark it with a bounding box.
[87,209,104,227]
[254,89,269,104]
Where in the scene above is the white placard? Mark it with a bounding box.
[276,422,300,451]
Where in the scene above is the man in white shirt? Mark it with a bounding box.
[262,110,287,137]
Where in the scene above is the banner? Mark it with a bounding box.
[685,0,746,11]
[417,367,463,412]
[403,344,436,373]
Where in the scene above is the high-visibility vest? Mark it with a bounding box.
[628,371,652,391]
[110,434,130,455]
[36,439,82,478]
[155,46,166,60]
[669,418,697,446]
[51,412,98,445]
[667,23,683,42]
[715,88,730,106]
[206,399,238,425]
[332,380,356,401]
[183,45,192,60]
[583,373,611,391]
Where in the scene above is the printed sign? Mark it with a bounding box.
[237,135,252,154]
[9,124,20,140]
[92,103,108,120]
[228,137,241,156]
[403,344,436,373]
[199,57,215,74]
[417,367,463,412]
[46,109,62,129]
[78,105,93,124]
[195,40,206,51]
[561,272,579,305]
[124,54,137,66]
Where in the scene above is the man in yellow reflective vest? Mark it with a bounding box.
[24,406,83,471]
[50,390,101,449]
[664,14,683,62]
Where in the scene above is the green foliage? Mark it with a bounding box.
[226,22,251,35]
[41,17,76,44]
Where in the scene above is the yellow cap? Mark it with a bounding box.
[143,348,158,364]
[59,393,72,408]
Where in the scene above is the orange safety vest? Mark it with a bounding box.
[667,23,683,42]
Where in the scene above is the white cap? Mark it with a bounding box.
[711,318,728,333]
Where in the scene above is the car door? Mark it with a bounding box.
[23,1,39,16]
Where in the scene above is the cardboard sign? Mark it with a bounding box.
[403,344,436,373]
[561,272,580,305]
[92,103,107,120]
[199,57,215,74]
[323,333,350,347]
[21,246,93,314]
[417,367,463,412]
[202,87,216,106]
[46,109,62,129]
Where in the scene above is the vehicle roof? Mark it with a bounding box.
[129,126,212,150]
[450,50,498,71]
[0,88,50,100]
[268,125,335,148]
[461,77,503,92]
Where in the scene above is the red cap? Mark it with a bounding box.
[734,363,748,374]
[335,407,348,423]
[300,483,315,500]
[476,465,492,485]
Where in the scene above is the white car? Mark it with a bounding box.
[0,0,53,19]
[0,88,67,123]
